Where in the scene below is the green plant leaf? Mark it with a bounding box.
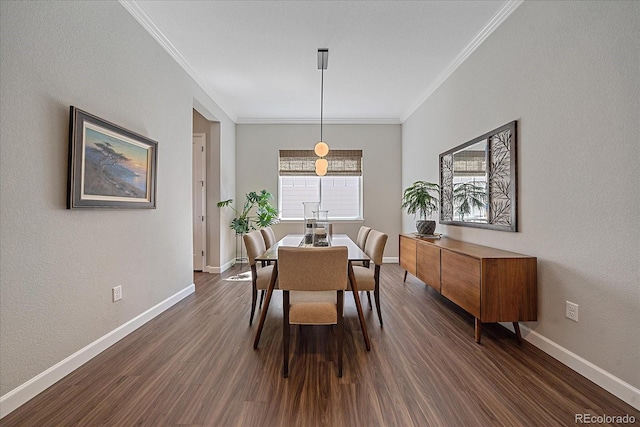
[217,199,233,208]
[218,190,279,233]
[401,181,440,220]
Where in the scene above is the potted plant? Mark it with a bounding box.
[402,181,440,235]
[453,182,486,221]
[217,189,279,234]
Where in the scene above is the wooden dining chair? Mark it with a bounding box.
[352,229,388,326]
[243,230,276,326]
[278,246,348,378]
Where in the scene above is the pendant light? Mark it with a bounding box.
[315,48,329,175]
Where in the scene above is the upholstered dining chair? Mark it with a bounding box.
[353,225,372,267]
[257,226,277,306]
[260,226,277,250]
[352,229,388,326]
[278,246,348,378]
[243,230,276,326]
[356,226,371,251]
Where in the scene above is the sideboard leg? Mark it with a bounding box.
[474,318,482,343]
[403,270,408,282]
[513,322,522,343]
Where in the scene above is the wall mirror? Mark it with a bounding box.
[440,121,517,232]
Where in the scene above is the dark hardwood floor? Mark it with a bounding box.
[3,264,638,426]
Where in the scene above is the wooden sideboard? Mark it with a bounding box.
[399,234,537,343]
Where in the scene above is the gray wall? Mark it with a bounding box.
[235,124,402,262]
[402,1,639,388]
[0,1,235,396]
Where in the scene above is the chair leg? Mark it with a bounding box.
[367,291,372,309]
[249,282,258,326]
[374,267,383,326]
[283,291,290,378]
[337,290,344,377]
[374,286,383,326]
[259,290,265,308]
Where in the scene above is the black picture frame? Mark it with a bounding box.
[67,106,157,209]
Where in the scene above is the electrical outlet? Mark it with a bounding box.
[112,286,122,302]
[566,301,578,322]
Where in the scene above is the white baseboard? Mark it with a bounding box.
[204,259,235,274]
[501,322,640,410]
[383,257,399,264]
[0,284,195,419]
[204,265,218,273]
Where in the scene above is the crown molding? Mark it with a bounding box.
[400,0,524,123]
[121,0,521,126]
[119,0,238,122]
[236,117,401,125]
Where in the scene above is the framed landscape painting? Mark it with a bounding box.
[67,106,157,209]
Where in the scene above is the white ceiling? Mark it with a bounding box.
[123,1,521,123]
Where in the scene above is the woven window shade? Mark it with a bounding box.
[453,150,486,176]
[279,150,362,176]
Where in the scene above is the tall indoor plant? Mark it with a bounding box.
[402,181,440,235]
[217,190,279,234]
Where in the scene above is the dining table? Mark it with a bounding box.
[253,233,372,351]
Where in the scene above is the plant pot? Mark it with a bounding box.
[416,220,436,235]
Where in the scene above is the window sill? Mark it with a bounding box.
[278,218,365,224]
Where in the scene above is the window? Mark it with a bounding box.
[278,150,363,220]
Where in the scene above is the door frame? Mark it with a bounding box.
[193,133,207,271]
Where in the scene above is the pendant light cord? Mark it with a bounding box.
[320,67,324,143]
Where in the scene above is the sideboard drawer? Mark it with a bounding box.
[441,251,481,318]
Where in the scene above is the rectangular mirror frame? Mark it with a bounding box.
[439,121,517,232]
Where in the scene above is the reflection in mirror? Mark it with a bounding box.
[452,140,487,223]
[440,121,517,232]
